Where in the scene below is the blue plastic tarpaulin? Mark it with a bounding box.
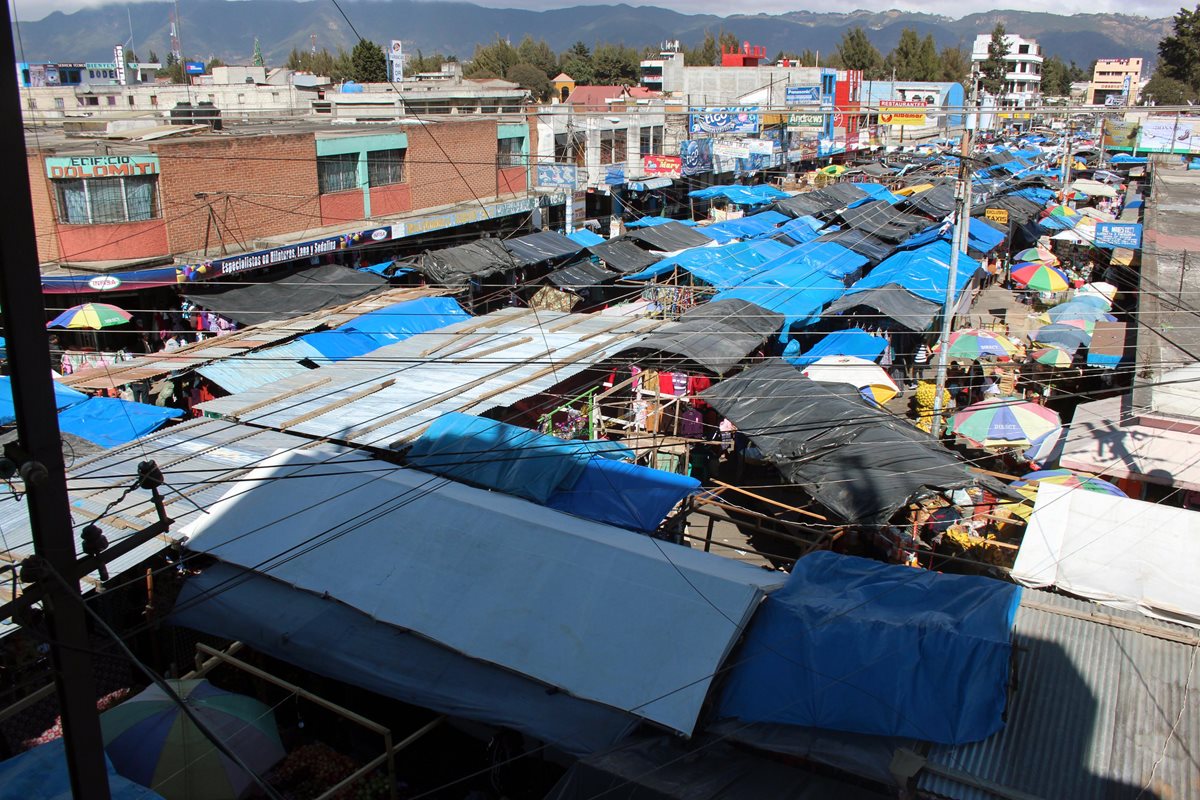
[0,739,164,800]
[689,185,788,206]
[713,260,846,331]
[0,377,87,425]
[700,211,789,243]
[1110,154,1147,164]
[57,397,183,449]
[843,240,979,305]
[850,183,902,205]
[717,551,1021,744]
[624,240,791,286]
[789,329,887,367]
[566,229,606,247]
[357,260,411,277]
[967,218,1007,254]
[777,218,824,244]
[546,454,699,533]
[625,216,698,228]
[296,330,381,361]
[299,297,468,361]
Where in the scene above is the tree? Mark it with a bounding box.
[466,37,518,79]
[147,49,159,64]
[836,27,884,79]
[332,48,354,82]
[685,31,719,66]
[124,49,139,64]
[591,42,640,85]
[506,63,550,100]
[206,57,225,72]
[717,29,739,55]
[978,23,1008,97]
[516,36,556,77]
[939,45,969,85]
[408,50,451,74]
[1041,55,1070,97]
[558,41,593,83]
[1143,72,1198,105]
[350,38,387,82]
[1159,5,1200,91]
[287,47,302,70]
[885,28,938,81]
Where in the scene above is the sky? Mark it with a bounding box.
[14,0,1182,22]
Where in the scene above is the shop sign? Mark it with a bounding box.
[391,195,560,239]
[744,139,777,155]
[785,86,821,105]
[191,226,393,279]
[46,155,160,179]
[87,275,122,291]
[984,208,1009,225]
[536,163,578,188]
[788,113,824,129]
[878,100,927,127]
[713,141,753,159]
[689,108,760,135]
[642,155,682,177]
[1094,223,1143,249]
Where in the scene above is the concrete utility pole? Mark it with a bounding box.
[0,0,111,796]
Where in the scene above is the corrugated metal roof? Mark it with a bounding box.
[198,307,664,448]
[0,418,349,636]
[918,589,1200,800]
[195,341,324,394]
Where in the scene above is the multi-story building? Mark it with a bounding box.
[1087,58,1142,106]
[971,33,1042,110]
[18,59,161,87]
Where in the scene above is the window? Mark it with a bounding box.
[54,176,159,225]
[639,125,664,156]
[497,137,525,167]
[54,97,65,110]
[150,95,158,107]
[106,96,117,106]
[554,132,585,166]
[367,148,406,186]
[600,129,626,165]
[317,153,359,194]
[127,95,135,107]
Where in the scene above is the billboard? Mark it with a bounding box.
[1137,116,1200,154]
[642,155,682,177]
[878,100,927,127]
[689,108,760,135]
[1102,119,1140,151]
[788,112,824,129]
[785,86,821,105]
[183,60,205,75]
[535,163,578,188]
[1094,223,1143,250]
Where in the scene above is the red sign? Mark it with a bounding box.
[643,155,682,177]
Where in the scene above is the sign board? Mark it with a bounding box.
[878,100,927,127]
[113,45,126,86]
[788,112,824,129]
[1103,119,1140,150]
[183,60,205,75]
[1104,95,1124,107]
[785,86,821,105]
[996,112,1032,120]
[389,40,404,67]
[535,163,578,188]
[689,108,760,135]
[1137,116,1200,154]
[642,155,682,177]
[193,226,393,278]
[984,208,1009,225]
[713,141,754,159]
[87,275,122,291]
[1094,223,1143,249]
[45,155,160,179]
[744,138,777,155]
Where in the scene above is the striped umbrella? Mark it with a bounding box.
[1011,263,1071,292]
[1011,469,1127,500]
[1013,246,1058,265]
[1032,323,1092,350]
[937,328,1018,360]
[1030,346,1073,367]
[950,396,1061,448]
[101,679,285,800]
[47,303,132,330]
[1048,204,1079,218]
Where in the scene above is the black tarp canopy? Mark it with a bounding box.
[589,239,662,273]
[773,190,847,220]
[608,299,783,375]
[626,221,714,251]
[971,194,1043,226]
[416,238,523,284]
[184,264,385,327]
[546,261,619,288]
[701,363,995,523]
[825,284,943,331]
[820,182,870,205]
[838,202,931,244]
[815,229,895,264]
[503,230,583,264]
[900,182,956,219]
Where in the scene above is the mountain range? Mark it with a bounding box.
[14,1,1169,71]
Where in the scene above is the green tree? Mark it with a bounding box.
[978,23,1008,97]
[516,36,556,77]
[717,29,739,55]
[164,51,178,67]
[939,44,969,85]
[350,38,387,82]
[252,37,265,67]
[506,63,550,100]
[206,56,225,72]
[885,28,938,80]
[467,37,518,79]
[1041,54,1070,96]
[837,26,884,79]
[685,31,719,66]
[1159,7,1200,90]
[332,48,354,82]
[287,47,302,70]
[124,49,138,64]
[1143,72,1198,104]
[558,41,593,83]
[592,42,640,84]
[147,49,159,63]
[408,50,451,74]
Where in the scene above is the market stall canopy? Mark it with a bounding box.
[700,210,789,243]
[815,228,895,264]
[843,240,979,305]
[0,376,87,424]
[503,230,584,264]
[626,221,715,250]
[838,201,932,243]
[775,216,826,245]
[701,363,994,523]
[184,264,386,326]
[899,182,956,219]
[547,261,620,288]
[623,239,791,287]
[566,229,606,247]
[587,239,662,273]
[824,284,941,331]
[57,397,183,449]
[1069,178,1118,198]
[717,552,1020,743]
[415,238,521,284]
[688,184,789,206]
[712,259,847,330]
[788,328,887,367]
[181,449,784,739]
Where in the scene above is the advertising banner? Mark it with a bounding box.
[535,163,578,188]
[985,208,1009,225]
[1102,119,1140,151]
[1137,116,1200,154]
[878,100,927,127]
[642,155,682,177]
[713,141,754,159]
[1094,223,1143,249]
[785,86,821,105]
[689,108,760,135]
[189,226,393,280]
[680,139,713,176]
[788,112,824,129]
[45,155,160,179]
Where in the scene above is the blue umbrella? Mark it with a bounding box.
[1033,323,1092,350]
[1048,301,1115,323]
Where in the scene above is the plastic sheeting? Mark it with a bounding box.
[341,297,468,342]
[566,229,606,247]
[776,217,824,245]
[588,239,663,273]
[700,212,787,243]
[815,229,895,264]
[899,182,955,219]
[546,456,699,533]
[825,284,942,331]
[718,551,1020,744]
[627,221,715,250]
[0,739,164,800]
[967,217,1007,254]
[547,261,620,287]
[842,240,979,305]
[713,259,847,331]
[504,231,584,264]
[623,240,791,286]
[0,377,87,425]
[838,202,932,243]
[183,449,784,736]
[688,184,788,205]
[295,330,379,361]
[416,238,520,284]
[701,364,991,522]
[790,329,887,367]
[849,182,902,205]
[184,264,386,326]
[56,397,184,449]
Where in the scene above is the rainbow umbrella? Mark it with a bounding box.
[1011,468,1127,501]
[1055,318,1100,332]
[1048,204,1079,218]
[101,679,285,800]
[1011,263,1071,292]
[937,328,1018,360]
[801,355,899,404]
[819,164,847,176]
[1030,346,1073,367]
[1014,246,1058,265]
[950,396,1061,448]
[47,303,132,330]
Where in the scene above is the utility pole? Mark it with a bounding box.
[0,1,111,796]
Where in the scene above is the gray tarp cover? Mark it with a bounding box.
[184,264,385,327]
[838,202,932,243]
[589,239,663,273]
[819,182,870,205]
[609,298,783,375]
[826,284,942,331]
[701,363,988,523]
[504,230,583,264]
[900,183,956,219]
[971,194,1043,226]
[815,229,895,263]
[773,191,845,219]
[545,734,889,800]
[626,221,713,251]
[547,261,620,287]
[417,238,523,284]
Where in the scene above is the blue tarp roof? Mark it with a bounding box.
[57,397,183,449]
[0,377,87,425]
[566,229,606,247]
[700,211,789,243]
[299,297,469,361]
[717,551,1021,744]
[843,240,979,305]
[849,183,902,205]
[183,448,785,739]
[625,216,698,228]
[624,239,791,286]
[546,455,699,533]
[713,260,847,331]
[689,184,789,205]
[1110,154,1147,164]
[789,328,888,367]
[1011,186,1056,204]
[357,259,411,277]
[776,218,823,245]
[0,739,164,800]
[967,218,1007,254]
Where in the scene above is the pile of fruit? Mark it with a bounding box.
[267,743,391,800]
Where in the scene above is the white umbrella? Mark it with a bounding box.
[1078,281,1118,303]
[802,355,899,404]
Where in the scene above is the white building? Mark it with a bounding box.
[971,33,1042,110]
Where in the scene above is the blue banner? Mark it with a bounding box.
[786,86,821,105]
[689,108,760,135]
[184,60,205,75]
[680,139,713,176]
[1094,222,1143,249]
[535,163,577,188]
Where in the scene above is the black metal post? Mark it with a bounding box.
[0,5,111,797]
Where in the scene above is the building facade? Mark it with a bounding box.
[1087,58,1142,106]
[971,33,1042,110]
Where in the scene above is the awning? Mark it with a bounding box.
[503,230,583,264]
[587,239,662,273]
[0,377,87,424]
[626,177,672,191]
[184,264,386,327]
[838,202,931,243]
[547,261,619,288]
[825,284,942,330]
[815,228,895,264]
[416,238,521,284]
[627,221,715,250]
[789,328,887,367]
[41,265,181,294]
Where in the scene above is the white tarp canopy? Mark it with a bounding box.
[1014,483,1200,627]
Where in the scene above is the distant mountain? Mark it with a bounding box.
[12,1,1168,71]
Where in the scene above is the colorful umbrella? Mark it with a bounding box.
[937,328,1018,360]
[1030,346,1073,367]
[1011,468,1127,499]
[47,303,132,330]
[1055,318,1100,332]
[819,164,847,177]
[1048,204,1079,218]
[1011,263,1071,292]
[1032,323,1092,350]
[801,355,899,404]
[1013,247,1058,265]
[950,396,1062,448]
[101,679,286,800]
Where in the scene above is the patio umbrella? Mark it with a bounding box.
[101,679,286,800]
[1048,204,1079,218]
[801,355,899,404]
[950,396,1062,448]
[819,165,847,177]
[1032,323,1092,350]
[1055,318,1103,333]
[1030,346,1073,367]
[1011,468,1127,500]
[937,328,1018,360]
[1078,281,1117,303]
[1011,263,1071,292]
[48,303,132,330]
[1013,246,1058,265]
